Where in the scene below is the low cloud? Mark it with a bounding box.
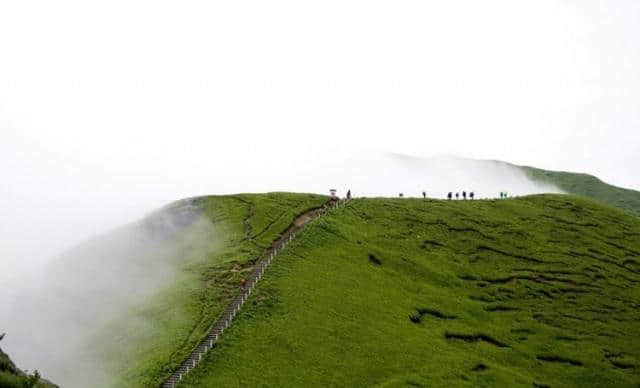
[0,198,218,386]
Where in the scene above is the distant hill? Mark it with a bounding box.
[517,164,640,217]
[385,154,640,217]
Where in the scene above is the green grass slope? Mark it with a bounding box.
[519,165,640,217]
[1,344,57,388]
[97,192,327,387]
[180,195,640,387]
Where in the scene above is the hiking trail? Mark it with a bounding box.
[161,198,348,387]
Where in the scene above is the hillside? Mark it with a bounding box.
[98,193,329,387]
[0,192,328,388]
[1,340,57,388]
[518,165,640,217]
[177,195,640,387]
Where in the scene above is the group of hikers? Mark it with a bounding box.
[337,189,511,201]
[447,191,475,200]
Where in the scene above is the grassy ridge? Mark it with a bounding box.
[99,193,327,387]
[520,165,640,217]
[180,195,640,387]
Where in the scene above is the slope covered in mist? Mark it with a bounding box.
[0,151,565,288]
[2,155,640,387]
[6,150,638,294]
[1,338,57,388]
[0,193,327,387]
[180,195,640,387]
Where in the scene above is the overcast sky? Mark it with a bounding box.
[1,1,640,275]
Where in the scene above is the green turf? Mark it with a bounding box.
[519,165,640,217]
[179,195,640,387]
[95,192,327,387]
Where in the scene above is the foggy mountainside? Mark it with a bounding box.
[1,197,217,387]
[1,337,58,388]
[2,2,639,387]
[0,193,326,387]
[1,159,640,387]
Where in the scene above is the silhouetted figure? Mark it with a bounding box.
[346,189,351,199]
[399,193,404,198]
[455,192,459,200]
[500,192,504,199]
[470,192,474,200]
[505,192,508,198]
[422,191,426,199]
[462,191,467,200]
[447,192,452,200]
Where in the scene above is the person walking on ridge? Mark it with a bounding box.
[470,191,474,200]
[347,189,351,199]
[422,191,426,199]
[447,192,452,200]
[462,191,467,200]
[455,192,459,200]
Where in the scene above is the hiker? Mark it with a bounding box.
[447,192,452,200]
[241,278,247,288]
[462,191,467,200]
[499,192,504,199]
[455,192,459,200]
[422,191,426,199]
[399,193,404,198]
[470,191,474,200]
[347,189,351,199]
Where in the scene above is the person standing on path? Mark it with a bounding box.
[347,189,351,199]
[447,192,452,200]
[470,192,474,200]
[455,192,459,200]
[422,191,426,199]
[462,191,467,200]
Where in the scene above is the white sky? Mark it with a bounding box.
[1,1,640,276]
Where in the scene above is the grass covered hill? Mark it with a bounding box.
[101,192,328,387]
[518,165,640,218]
[5,192,327,387]
[179,195,640,387]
